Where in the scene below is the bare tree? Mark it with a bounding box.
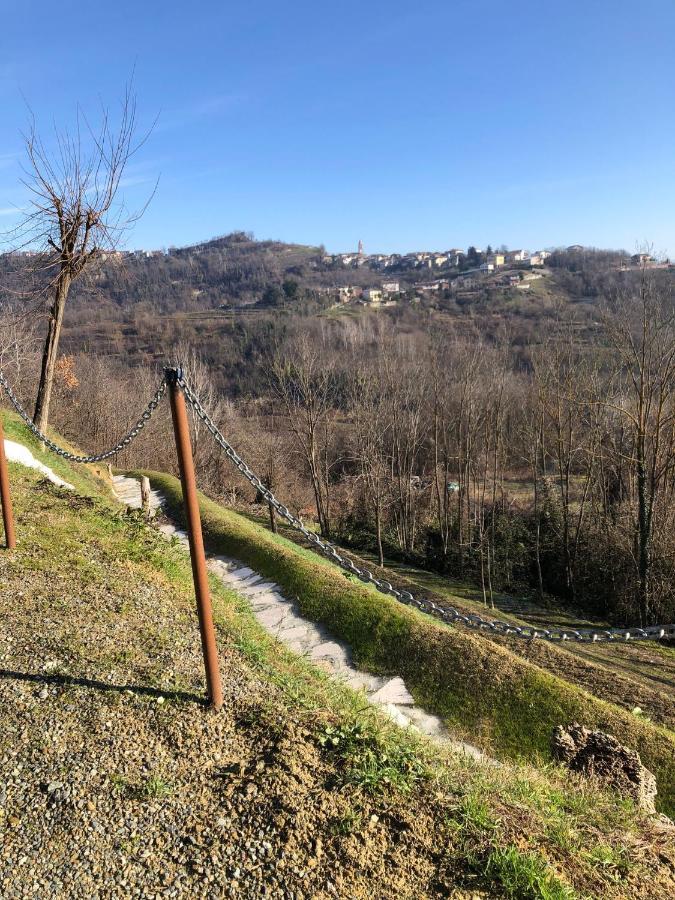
[55,354,173,473]
[271,335,338,537]
[246,411,291,533]
[532,331,602,604]
[350,363,392,567]
[172,342,232,482]
[382,349,429,555]
[12,85,155,431]
[602,269,675,624]
[0,301,40,396]
[436,338,486,576]
[518,387,547,602]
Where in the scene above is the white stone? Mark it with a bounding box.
[275,624,310,642]
[256,606,292,629]
[342,671,387,693]
[403,706,448,738]
[380,703,413,729]
[4,440,73,490]
[229,566,255,579]
[113,472,487,760]
[369,676,416,706]
[238,581,279,597]
[248,592,286,610]
[309,641,350,668]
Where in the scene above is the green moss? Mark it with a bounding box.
[135,469,675,816]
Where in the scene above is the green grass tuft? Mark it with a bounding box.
[484,846,575,900]
[317,717,428,793]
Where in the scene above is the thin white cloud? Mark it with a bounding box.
[157,92,247,132]
[118,174,154,189]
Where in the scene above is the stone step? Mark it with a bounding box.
[369,677,416,707]
[403,706,448,739]
[116,472,486,759]
[256,606,295,629]
[380,703,413,729]
[229,566,256,580]
[238,581,280,597]
[341,671,388,693]
[248,591,287,610]
[310,641,351,669]
[276,624,312,643]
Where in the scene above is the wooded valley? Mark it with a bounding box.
[2,238,674,630]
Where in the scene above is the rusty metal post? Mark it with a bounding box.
[166,369,223,710]
[0,415,16,549]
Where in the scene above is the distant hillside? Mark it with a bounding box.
[1,233,644,321]
[1,231,395,315]
[2,234,671,384]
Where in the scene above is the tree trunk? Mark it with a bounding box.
[375,500,384,568]
[533,468,545,603]
[307,436,331,538]
[636,448,651,626]
[261,475,278,534]
[34,270,71,432]
[140,476,152,518]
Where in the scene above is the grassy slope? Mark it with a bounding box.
[235,508,675,728]
[1,408,112,499]
[0,421,671,900]
[295,535,675,732]
[1,434,674,897]
[136,470,675,817]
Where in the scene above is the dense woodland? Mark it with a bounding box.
[1,239,674,629]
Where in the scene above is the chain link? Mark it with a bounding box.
[0,370,168,463]
[178,373,675,645]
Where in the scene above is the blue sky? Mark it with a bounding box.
[1,0,674,255]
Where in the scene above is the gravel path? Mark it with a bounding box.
[112,475,484,760]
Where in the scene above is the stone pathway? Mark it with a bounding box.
[112,473,164,511]
[112,474,483,759]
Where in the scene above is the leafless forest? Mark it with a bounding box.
[2,254,674,630]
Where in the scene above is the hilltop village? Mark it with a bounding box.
[322,244,667,306]
[3,237,669,318]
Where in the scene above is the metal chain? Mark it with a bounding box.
[0,370,168,464]
[178,373,675,644]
